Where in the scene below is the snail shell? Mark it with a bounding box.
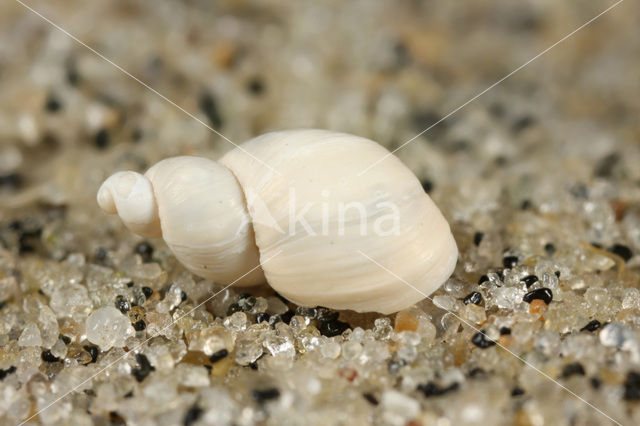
[98,129,457,314]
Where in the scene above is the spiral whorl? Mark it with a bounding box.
[142,157,265,286]
[97,171,162,238]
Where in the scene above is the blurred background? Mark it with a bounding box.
[1,1,640,424]
[1,1,637,239]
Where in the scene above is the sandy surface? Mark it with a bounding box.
[1,1,639,425]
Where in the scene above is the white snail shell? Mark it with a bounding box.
[97,129,457,314]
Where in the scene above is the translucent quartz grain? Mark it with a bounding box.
[341,341,362,360]
[186,326,234,356]
[433,295,459,312]
[397,343,418,362]
[263,333,295,359]
[234,338,263,365]
[166,284,185,309]
[417,316,437,341]
[622,287,640,309]
[348,327,366,342]
[50,339,67,359]
[127,263,167,288]
[85,307,134,350]
[289,315,309,331]
[49,283,92,318]
[251,297,269,314]
[319,339,341,359]
[18,322,42,347]
[540,272,559,290]
[37,306,59,348]
[459,303,487,325]
[487,286,527,310]
[145,311,175,338]
[295,326,321,353]
[443,278,473,298]
[223,312,248,332]
[373,317,393,340]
